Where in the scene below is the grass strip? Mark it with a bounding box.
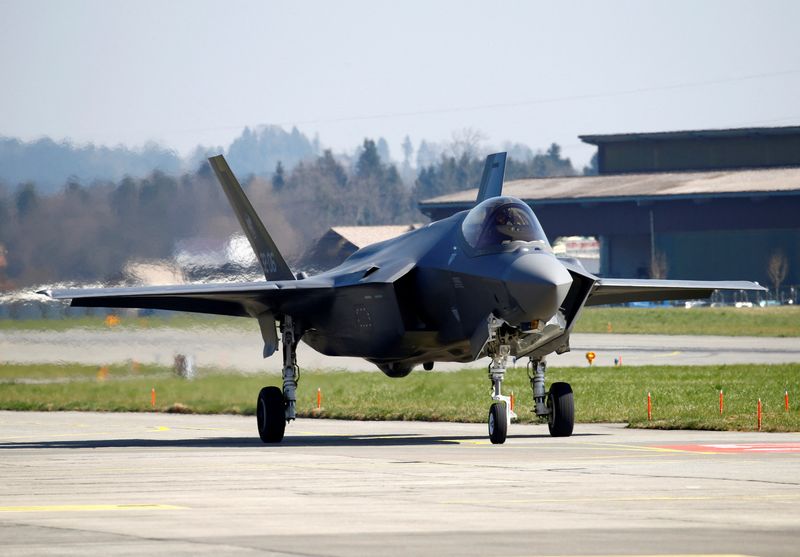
[573,306,800,337]
[1,363,798,432]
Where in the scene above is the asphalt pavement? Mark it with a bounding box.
[1,412,799,556]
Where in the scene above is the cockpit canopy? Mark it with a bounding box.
[461,197,550,252]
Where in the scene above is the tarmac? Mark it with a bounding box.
[1,411,799,556]
[3,329,800,371]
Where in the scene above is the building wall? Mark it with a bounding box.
[599,234,652,278]
[599,134,800,174]
[657,228,800,286]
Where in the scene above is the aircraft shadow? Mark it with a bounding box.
[0,431,606,450]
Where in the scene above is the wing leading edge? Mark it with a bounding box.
[585,278,765,307]
[39,279,330,318]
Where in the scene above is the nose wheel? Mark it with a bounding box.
[488,401,508,444]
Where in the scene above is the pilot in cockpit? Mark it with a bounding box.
[462,196,550,253]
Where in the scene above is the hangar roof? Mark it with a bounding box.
[329,225,423,249]
[420,166,800,209]
[580,125,800,145]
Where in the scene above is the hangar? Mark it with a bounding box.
[419,126,800,297]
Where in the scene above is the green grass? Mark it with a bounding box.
[1,363,798,432]
[573,306,800,337]
[4,306,798,336]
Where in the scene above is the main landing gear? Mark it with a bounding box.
[257,316,299,443]
[528,359,574,437]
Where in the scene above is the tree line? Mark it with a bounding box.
[0,136,578,289]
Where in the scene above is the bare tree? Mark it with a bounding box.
[767,251,789,300]
[448,128,488,160]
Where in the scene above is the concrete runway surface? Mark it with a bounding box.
[1,412,799,556]
[2,329,800,372]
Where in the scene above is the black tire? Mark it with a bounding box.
[488,401,508,444]
[257,386,286,443]
[547,382,574,437]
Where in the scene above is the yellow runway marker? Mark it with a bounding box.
[651,350,683,358]
[170,426,235,432]
[444,439,490,445]
[0,504,186,513]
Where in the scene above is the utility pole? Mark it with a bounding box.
[649,209,656,273]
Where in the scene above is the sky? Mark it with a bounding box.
[2,0,800,167]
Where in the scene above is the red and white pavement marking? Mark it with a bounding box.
[655,443,800,453]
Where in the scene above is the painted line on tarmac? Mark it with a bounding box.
[656,442,800,454]
[528,554,756,557]
[439,440,714,452]
[653,350,683,357]
[444,493,800,505]
[578,442,699,454]
[0,504,187,513]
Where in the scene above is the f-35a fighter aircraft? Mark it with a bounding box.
[41,153,765,444]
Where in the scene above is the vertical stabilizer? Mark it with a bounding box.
[208,155,295,281]
[475,152,507,203]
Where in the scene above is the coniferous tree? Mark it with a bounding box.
[272,162,286,191]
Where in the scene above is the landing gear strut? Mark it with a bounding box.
[256,315,300,444]
[280,316,299,422]
[528,358,574,437]
[486,317,516,444]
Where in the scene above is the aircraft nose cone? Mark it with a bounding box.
[503,254,573,321]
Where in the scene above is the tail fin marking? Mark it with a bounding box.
[475,152,507,203]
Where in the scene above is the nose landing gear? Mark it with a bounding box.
[485,317,516,444]
[487,344,516,444]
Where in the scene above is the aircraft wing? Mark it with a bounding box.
[39,279,331,318]
[585,278,766,307]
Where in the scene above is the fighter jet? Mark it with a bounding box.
[40,153,765,444]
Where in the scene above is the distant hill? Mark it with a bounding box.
[0,136,183,193]
[225,125,319,178]
[0,126,321,193]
